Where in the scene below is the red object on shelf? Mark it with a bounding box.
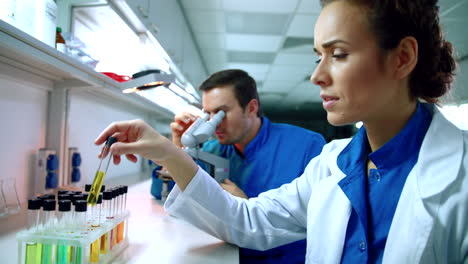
[101,72,132,83]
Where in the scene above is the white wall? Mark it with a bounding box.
[0,63,50,204]
[67,90,153,185]
[0,61,173,206]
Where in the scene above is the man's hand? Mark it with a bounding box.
[170,112,197,147]
[220,179,248,199]
[156,169,174,181]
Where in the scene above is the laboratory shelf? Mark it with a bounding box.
[0,19,173,120]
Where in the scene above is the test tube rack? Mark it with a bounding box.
[16,211,130,264]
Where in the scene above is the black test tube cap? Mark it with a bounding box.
[97,193,103,204]
[58,200,71,212]
[103,190,113,200]
[72,194,85,204]
[42,199,56,211]
[27,199,41,210]
[58,194,71,200]
[75,200,87,212]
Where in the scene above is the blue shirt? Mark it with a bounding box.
[200,116,326,264]
[338,103,432,264]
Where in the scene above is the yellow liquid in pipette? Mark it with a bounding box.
[87,171,105,205]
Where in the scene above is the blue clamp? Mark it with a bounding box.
[72,152,81,167]
[46,171,58,189]
[71,168,81,182]
[46,154,59,170]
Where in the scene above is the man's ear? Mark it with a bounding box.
[246,99,259,117]
[393,36,418,79]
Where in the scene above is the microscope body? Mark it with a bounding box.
[181,111,229,182]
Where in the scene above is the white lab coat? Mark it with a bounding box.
[165,105,468,264]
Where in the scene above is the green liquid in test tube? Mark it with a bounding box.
[56,199,72,264]
[75,246,82,264]
[57,245,69,264]
[87,136,117,205]
[25,243,41,264]
[42,244,54,264]
[25,199,42,264]
[40,199,57,264]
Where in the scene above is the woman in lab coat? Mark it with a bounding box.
[95,0,467,263]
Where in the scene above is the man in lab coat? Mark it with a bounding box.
[169,69,326,263]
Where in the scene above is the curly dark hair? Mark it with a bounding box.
[198,69,261,116]
[320,0,456,103]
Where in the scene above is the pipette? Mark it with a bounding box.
[87,136,117,205]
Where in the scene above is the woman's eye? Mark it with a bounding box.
[332,53,348,59]
[315,57,322,64]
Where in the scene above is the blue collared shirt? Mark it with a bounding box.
[338,103,432,263]
[200,116,326,264]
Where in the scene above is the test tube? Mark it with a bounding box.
[25,199,42,264]
[114,187,123,244]
[74,200,87,230]
[111,188,118,218]
[118,186,124,216]
[56,200,72,264]
[110,189,118,249]
[122,186,128,211]
[117,186,128,243]
[100,191,113,255]
[27,199,42,230]
[73,200,87,264]
[87,137,117,205]
[88,197,100,263]
[91,193,103,228]
[102,191,113,220]
[41,199,56,264]
[41,199,56,229]
[57,200,72,231]
[109,188,118,248]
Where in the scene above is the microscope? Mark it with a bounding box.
[181,110,229,182]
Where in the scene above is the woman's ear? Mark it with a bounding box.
[393,36,418,79]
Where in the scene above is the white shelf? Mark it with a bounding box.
[0,19,173,120]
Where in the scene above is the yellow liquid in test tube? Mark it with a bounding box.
[87,136,116,205]
[87,171,106,205]
[100,233,109,254]
[90,239,100,263]
[117,221,124,243]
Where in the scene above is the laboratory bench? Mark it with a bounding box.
[0,179,239,264]
[113,179,239,264]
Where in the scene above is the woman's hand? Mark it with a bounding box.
[95,119,198,190]
[95,119,172,164]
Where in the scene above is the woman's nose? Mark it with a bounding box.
[310,62,331,87]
